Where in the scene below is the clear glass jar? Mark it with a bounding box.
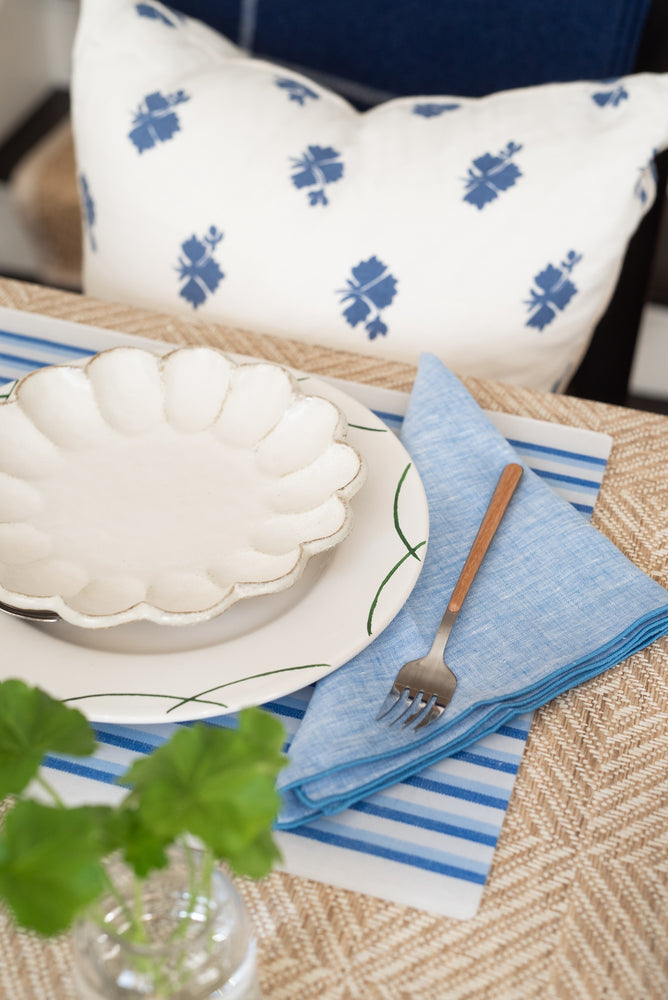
[71,846,260,1000]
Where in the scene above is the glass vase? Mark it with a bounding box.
[71,845,260,1000]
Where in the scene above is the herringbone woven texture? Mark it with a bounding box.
[0,279,666,1000]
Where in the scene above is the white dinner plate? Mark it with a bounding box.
[0,373,429,724]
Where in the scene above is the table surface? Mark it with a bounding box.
[0,277,666,1000]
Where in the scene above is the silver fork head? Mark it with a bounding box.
[376,683,447,731]
[0,599,61,622]
[376,652,457,731]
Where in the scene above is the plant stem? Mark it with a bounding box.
[166,841,214,950]
[35,773,65,808]
[98,864,135,931]
[199,846,215,905]
[132,873,148,943]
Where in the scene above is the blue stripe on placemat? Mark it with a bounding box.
[496,723,531,740]
[0,332,95,386]
[0,328,95,358]
[44,754,128,784]
[506,436,608,468]
[351,797,500,845]
[0,352,52,378]
[452,749,521,774]
[403,773,512,810]
[371,408,404,429]
[261,699,307,720]
[94,727,167,755]
[532,468,601,492]
[284,820,489,884]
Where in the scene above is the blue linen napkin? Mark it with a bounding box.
[275,354,668,827]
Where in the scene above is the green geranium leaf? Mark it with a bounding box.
[123,709,286,875]
[237,705,286,755]
[0,801,111,935]
[226,826,282,880]
[114,808,171,878]
[0,679,96,797]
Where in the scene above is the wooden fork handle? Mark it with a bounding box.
[447,462,523,615]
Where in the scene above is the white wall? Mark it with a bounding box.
[0,0,79,139]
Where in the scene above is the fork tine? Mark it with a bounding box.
[413,701,444,731]
[403,693,436,729]
[401,694,426,727]
[375,685,409,722]
[392,690,420,725]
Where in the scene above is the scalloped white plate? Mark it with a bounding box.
[0,347,364,627]
[0,371,428,724]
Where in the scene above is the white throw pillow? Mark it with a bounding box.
[71,0,668,391]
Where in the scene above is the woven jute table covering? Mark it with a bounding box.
[0,278,666,1000]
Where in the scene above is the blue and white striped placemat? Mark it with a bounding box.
[0,308,612,919]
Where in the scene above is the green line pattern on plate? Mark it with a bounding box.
[62,663,329,715]
[366,463,426,636]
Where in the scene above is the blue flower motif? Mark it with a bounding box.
[79,174,96,252]
[635,152,658,205]
[128,90,190,152]
[463,141,523,209]
[290,146,344,206]
[176,227,224,309]
[338,257,398,339]
[592,81,629,107]
[412,102,460,117]
[135,3,177,25]
[525,251,582,331]
[275,77,319,106]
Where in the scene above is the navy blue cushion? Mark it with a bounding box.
[168,0,652,101]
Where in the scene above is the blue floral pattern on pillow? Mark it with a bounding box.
[79,174,96,252]
[525,251,582,330]
[135,3,177,26]
[290,146,344,206]
[463,142,522,208]
[413,102,460,117]
[338,257,398,339]
[275,78,319,105]
[635,153,658,205]
[177,226,224,309]
[129,90,190,152]
[592,82,629,108]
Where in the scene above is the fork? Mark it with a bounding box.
[377,461,523,731]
